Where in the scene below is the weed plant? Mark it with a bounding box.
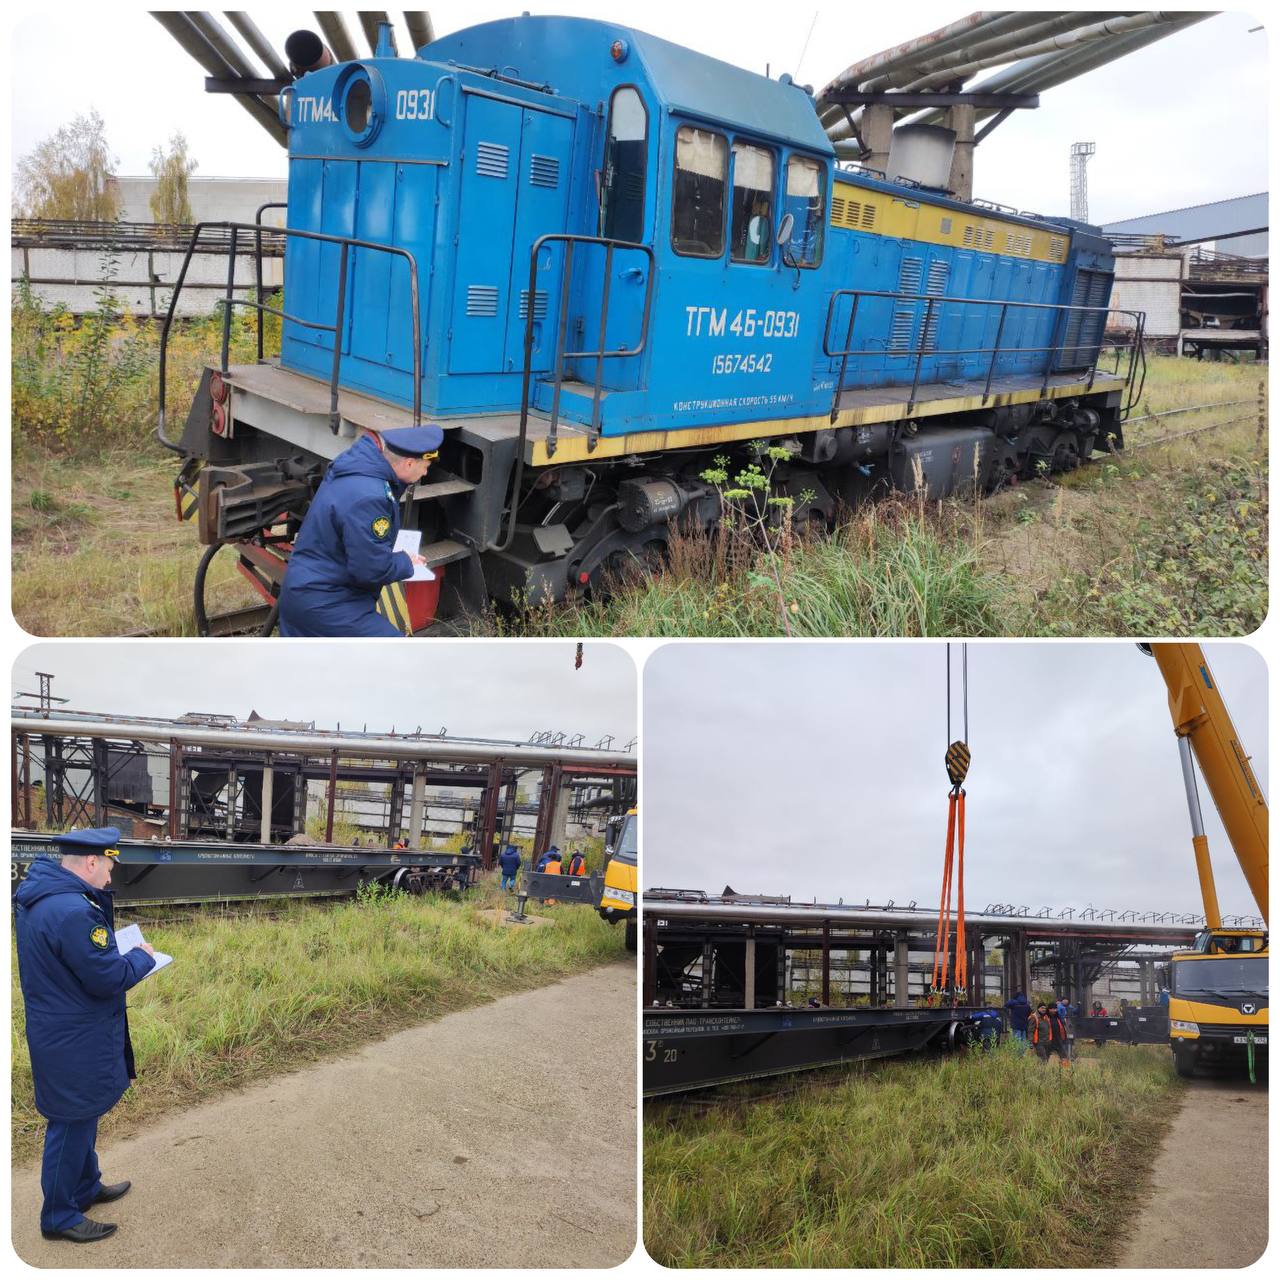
[644,1040,1180,1268]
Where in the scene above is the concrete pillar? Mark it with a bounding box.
[862,102,894,173]
[259,759,274,843]
[408,767,426,850]
[895,934,910,1008]
[548,776,573,852]
[946,102,976,201]
[744,936,756,1010]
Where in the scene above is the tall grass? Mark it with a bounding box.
[11,881,628,1161]
[644,1041,1180,1268]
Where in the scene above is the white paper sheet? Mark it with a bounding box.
[393,529,436,582]
[115,923,174,976]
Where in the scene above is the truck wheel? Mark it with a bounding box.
[1174,1044,1197,1078]
[624,917,637,953]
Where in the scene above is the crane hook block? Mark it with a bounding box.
[945,740,971,788]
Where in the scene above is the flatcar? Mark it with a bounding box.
[161,14,1144,631]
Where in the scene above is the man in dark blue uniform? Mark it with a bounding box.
[278,424,444,637]
[14,828,157,1243]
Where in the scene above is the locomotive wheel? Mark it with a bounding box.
[1051,434,1081,473]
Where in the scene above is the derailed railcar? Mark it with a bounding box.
[163,14,1144,632]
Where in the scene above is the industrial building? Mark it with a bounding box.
[11,175,286,316]
[1103,193,1268,358]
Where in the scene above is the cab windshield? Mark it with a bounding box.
[1173,955,1268,999]
[613,815,638,865]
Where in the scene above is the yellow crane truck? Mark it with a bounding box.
[1145,644,1268,1077]
[517,809,638,951]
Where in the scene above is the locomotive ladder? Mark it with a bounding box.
[503,233,656,551]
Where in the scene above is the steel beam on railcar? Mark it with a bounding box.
[642,1005,985,1097]
[11,834,479,906]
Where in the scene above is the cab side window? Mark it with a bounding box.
[782,155,826,268]
[600,87,647,243]
[671,126,727,258]
[730,142,775,264]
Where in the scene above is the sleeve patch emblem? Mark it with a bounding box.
[90,926,110,949]
[371,516,392,539]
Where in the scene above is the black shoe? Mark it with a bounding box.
[91,1181,131,1205]
[41,1219,118,1243]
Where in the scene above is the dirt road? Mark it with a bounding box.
[1118,1075,1268,1268]
[12,963,636,1268]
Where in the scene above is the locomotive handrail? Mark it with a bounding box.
[821,287,1147,422]
[157,220,423,452]
[501,233,656,552]
[254,202,288,363]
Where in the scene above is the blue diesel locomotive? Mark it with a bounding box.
[163,14,1143,631]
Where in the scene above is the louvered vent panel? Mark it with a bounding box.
[897,256,923,297]
[889,309,915,354]
[518,289,549,319]
[830,195,847,225]
[476,142,510,179]
[466,285,500,316]
[922,261,950,350]
[859,202,876,230]
[530,154,560,188]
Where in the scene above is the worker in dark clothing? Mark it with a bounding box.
[14,829,157,1243]
[278,425,443,637]
[1028,1001,1071,1067]
[567,850,587,876]
[497,844,521,892]
[1005,989,1031,1042]
[535,845,557,873]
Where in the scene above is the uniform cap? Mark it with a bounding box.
[382,425,444,458]
[51,827,122,858]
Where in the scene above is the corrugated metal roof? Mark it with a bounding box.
[1102,192,1267,239]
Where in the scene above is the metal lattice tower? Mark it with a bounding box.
[1070,140,1096,221]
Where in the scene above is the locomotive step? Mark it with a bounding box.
[411,473,477,500]
[421,539,472,568]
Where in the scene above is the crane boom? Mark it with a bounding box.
[1146,643,1268,924]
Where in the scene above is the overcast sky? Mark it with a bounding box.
[12,641,637,747]
[8,6,1267,224]
[643,642,1267,919]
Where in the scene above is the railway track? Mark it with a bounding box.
[126,397,1265,638]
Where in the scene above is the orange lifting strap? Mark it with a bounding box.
[931,783,968,995]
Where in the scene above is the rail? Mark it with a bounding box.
[821,288,1148,423]
[156,219,423,453]
[501,234,655,550]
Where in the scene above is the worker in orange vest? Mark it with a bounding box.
[1027,1001,1070,1067]
[541,849,562,905]
[567,850,587,876]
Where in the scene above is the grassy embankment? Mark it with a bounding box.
[12,880,627,1163]
[10,273,1266,637]
[644,1041,1181,1268]
[517,357,1267,638]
